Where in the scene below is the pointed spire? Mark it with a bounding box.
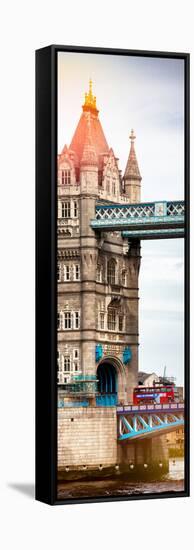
[124,129,142,181]
[82,79,98,115]
[69,79,109,165]
[80,117,98,166]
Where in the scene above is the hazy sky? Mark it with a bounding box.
[58,51,184,386]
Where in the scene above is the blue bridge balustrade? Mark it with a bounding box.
[117,402,184,441]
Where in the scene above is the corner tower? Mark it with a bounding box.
[57,82,141,407]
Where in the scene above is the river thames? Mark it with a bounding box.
[58,457,184,500]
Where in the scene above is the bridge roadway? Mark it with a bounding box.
[116,402,184,441]
[91,200,185,239]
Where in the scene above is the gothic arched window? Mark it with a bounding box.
[121,270,126,286]
[107,309,116,331]
[107,259,116,285]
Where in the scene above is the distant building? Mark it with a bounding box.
[138,372,160,387]
[175,386,184,401]
[166,427,184,453]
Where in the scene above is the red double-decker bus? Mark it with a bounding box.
[133,385,175,405]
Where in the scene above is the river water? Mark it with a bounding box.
[57,458,184,500]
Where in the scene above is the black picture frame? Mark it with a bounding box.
[36,44,190,505]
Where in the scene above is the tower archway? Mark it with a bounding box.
[96,356,127,406]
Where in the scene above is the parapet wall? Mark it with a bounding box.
[58,407,117,470]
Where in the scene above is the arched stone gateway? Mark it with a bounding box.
[96,356,127,406]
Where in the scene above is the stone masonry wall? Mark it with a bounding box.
[58,407,117,470]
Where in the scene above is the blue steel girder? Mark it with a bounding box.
[91,200,185,239]
[122,228,184,240]
[118,411,184,441]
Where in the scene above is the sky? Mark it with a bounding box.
[58,51,185,386]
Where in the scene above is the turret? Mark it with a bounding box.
[70,79,109,166]
[124,129,142,203]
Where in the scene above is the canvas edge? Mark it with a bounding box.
[35,44,190,505]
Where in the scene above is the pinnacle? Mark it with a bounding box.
[124,130,141,181]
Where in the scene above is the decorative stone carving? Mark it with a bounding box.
[57,249,80,259]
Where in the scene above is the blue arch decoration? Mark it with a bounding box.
[95,344,103,362]
[123,347,132,364]
[96,361,117,406]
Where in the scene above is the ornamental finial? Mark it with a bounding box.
[89,78,93,96]
[130,129,136,143]
[83,79,98,113]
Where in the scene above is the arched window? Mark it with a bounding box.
[63,356,71,372]
[73,349,80,372]
[121,270,126,286]
[107,259,116,285]
[107,309,116,331]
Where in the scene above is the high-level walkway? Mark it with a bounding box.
[91,200,185,239]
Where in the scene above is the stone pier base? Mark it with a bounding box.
[58,406,117,477]
[58,406,169,481]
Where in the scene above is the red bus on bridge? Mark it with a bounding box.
[133,385,175,405]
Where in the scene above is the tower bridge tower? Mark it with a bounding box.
[57,81,142,405]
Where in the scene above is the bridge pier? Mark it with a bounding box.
[117,435,169,477]
[151,436,169,475]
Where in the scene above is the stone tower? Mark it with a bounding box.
[57,81,142,405]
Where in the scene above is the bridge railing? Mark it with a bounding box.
[116,402,185,414]
[95,200,184,221]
